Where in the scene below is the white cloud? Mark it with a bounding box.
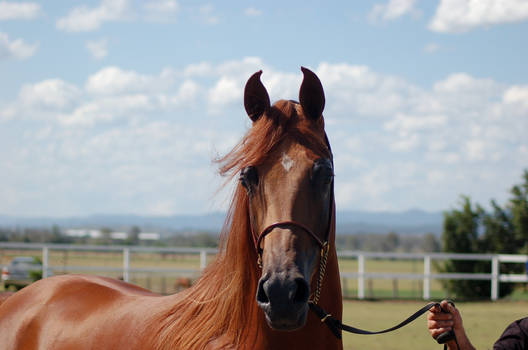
[86,38,108,60]
[183,62,213,77]
[208,77,241,109]
[429,0,528,33]
[385,113,447,134]
[368,0,419,22]
[0,1,41,20]
[315,62,415,117]
[433,73,500,98]
[85,66,155,95]
[388,134,420,152]
[19,79,80,109]
[59,94,154,126]
[503,85,528,110]
[58,101,114,126]
[172,79,200,105]
[214,56,264,77]
[244,7,262,17]
[0,32,38,59]
[0,104,16,121]
[56,0,131,32]
[144,0,179,22]
[465,139,486,161]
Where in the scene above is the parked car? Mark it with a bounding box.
[2,256,43,290]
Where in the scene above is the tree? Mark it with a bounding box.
[440,170,528,299]
[422,233,440,252]
[480,200,521,297]
[382,231,399,252]
[439,196,491,299]
[481,200,516,253]
[126,226,140,245]
[509,170,528,254]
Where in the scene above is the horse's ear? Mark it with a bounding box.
[244,70,270,122]
[299,66,325,121]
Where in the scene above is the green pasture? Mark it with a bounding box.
[342,300,528,350]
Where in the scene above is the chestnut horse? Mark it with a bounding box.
[0,67,342,350]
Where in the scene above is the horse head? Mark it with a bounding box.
[241,67,334,331]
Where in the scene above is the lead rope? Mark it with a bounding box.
[309,300,458,349]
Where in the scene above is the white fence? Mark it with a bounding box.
[339,251,528,301]
[1,242,527,300]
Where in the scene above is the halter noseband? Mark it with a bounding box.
[255,221,326,258]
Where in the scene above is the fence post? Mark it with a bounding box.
[42,246,49,279]
[491,255,499,301]
[392,279,398,298]
[123,248,130,283]
[200,250,207,270]
[358,254,365,300]
[423,255,431,300]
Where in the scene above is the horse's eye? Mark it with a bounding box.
[312,158,334,186]
[240,166,259,191]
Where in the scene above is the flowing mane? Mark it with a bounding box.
[154,100,330,349]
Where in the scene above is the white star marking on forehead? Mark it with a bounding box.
[281,153,294,172]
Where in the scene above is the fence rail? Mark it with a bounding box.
[1,242,526,300]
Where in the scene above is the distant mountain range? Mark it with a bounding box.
[336,209,443,235]
[0,209,443,235]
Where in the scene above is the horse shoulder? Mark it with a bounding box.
[0,275,160,349]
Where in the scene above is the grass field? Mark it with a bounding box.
[342,300,528,350]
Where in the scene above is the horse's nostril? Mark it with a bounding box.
[256,278,269,304]
[257,275,309,307]
[293,277,309,304]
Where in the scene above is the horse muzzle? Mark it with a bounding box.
[256,273,310,330]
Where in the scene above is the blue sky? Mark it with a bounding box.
[1,0,527,217]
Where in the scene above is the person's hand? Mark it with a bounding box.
[427,300,475,350]
[427,300,462,339]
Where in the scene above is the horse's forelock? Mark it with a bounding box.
[217,99,328,180]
